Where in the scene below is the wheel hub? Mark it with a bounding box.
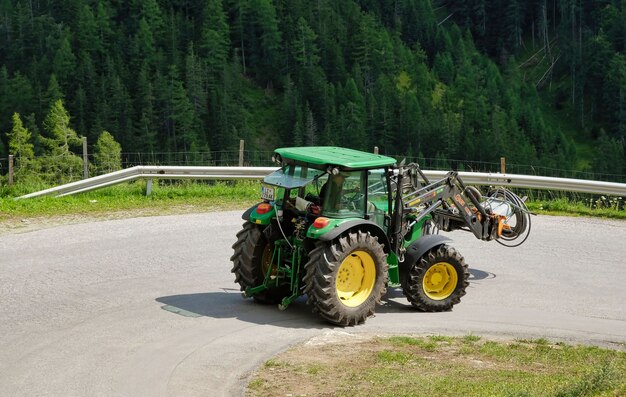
[335,251,376,307]
[423,262,458,300]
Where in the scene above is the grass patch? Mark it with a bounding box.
[463,334,482,344]
[387,336,439,351]
[527,197,626,219]
[0,180,260,223]
[376,350,414,365]
[247,336,626,397]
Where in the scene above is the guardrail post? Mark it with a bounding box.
[374,146,379,155]
[83,137,89,179]
[239,140,245,167]
[146,179,153,196]
[500,157,506,174]
[8,154,14,185]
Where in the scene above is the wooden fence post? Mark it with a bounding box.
[373,146,379,155]
[500,157,506,174]
[239,139,245,167]
[83,137,89,179]
[8,154,14,185]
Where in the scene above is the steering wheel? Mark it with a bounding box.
[341,191,365,210]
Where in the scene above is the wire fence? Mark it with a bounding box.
[118,150,276,167]
[1,150,626,185]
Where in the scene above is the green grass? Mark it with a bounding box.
[0,180,260,221]
[527,197,626,219]
[248,336,626,397]
[376,350,414,365]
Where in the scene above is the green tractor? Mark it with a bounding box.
[231,147,531,326]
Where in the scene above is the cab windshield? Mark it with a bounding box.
[263,165,326,189]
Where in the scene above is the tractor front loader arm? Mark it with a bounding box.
[391,164,531,256]
[400,171,499,240]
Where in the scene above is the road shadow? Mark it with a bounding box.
[157,267,494,325]
[156,290,331,329]
[469,268,496,281]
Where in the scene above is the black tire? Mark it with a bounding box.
[303,231,388,326]
[401,244,469,311]
[230,222,291,304]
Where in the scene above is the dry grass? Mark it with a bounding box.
[248,335,626,397]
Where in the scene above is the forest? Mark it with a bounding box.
[0,0,625,179]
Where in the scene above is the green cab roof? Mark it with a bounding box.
[274,146,396,170]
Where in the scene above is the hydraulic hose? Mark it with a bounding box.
[485,188,532,247]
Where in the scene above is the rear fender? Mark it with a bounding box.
[242,203,275,225]
[241,204,259,221]
[316,219,391,253]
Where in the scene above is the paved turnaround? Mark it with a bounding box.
[1,212,625,396]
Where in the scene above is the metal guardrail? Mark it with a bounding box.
[16,165,626,199]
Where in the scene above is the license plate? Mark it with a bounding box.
[261,185,275,201]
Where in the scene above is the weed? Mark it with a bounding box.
[463,334,482,344]
[554,360,619,397]
[429,335,453,344]
[376,350,413,365]
[306,365,322,375]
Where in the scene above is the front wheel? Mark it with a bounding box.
[401,244,469,311]
[303,231,388,326]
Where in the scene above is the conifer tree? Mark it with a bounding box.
[200,0,230,84]
[94,130,122,174]
[40,99,83,183]
[8,112,34,166]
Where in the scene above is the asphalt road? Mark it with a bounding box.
[1,212,625,396]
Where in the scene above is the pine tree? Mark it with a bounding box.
[338,78,367,150]
[135,64,157,152]
[250,0,282,85]
[77,5,98,54]
[0,65,10,137]
[8,112,34,164]
[94,130,122,174]
[43,74,64,113]
[200,0,230,85]
[135,17,157,68]
[40,99,84,183]
[53,33,77,88]
[293,17,320,68]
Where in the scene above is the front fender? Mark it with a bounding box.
[401,235,452,268]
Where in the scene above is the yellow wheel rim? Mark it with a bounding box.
[261,243,275,276]
[423,262,458,300]
[335,251,376,307]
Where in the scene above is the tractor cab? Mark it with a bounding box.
[255,147,396,227]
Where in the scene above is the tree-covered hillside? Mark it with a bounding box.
[0,0,624,174]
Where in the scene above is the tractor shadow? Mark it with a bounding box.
[468,268,496,281]
[155,290,330,329]
[156,268,496,325]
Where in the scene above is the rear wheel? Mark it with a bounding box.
[230,222,290,304]
[401,244,469,311]
[303,231,388,326]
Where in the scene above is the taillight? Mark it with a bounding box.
[256,203,272,214]
[313,217,330,229]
